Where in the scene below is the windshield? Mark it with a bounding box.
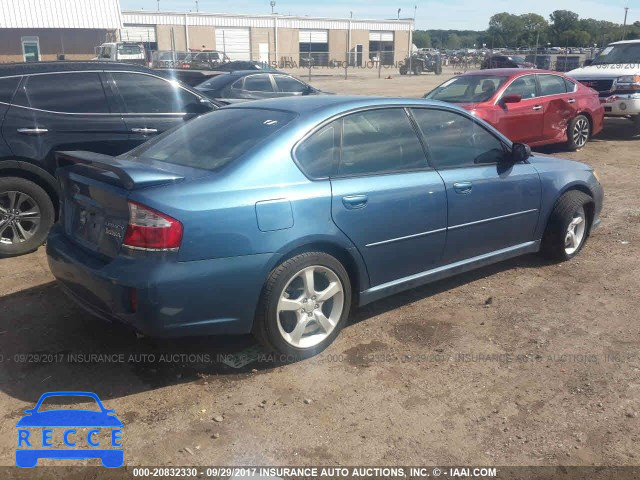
[511,56,526,63]
[425,75,508,103]
[125,109,296,171]
[196,74,238,90]
[118,45,142,55]
[591,43,640,65]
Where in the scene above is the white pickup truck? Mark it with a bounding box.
[94,42,147,66]
[567,39,640,134]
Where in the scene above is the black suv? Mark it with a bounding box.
[195,71,323,100]
[0,62,217,256]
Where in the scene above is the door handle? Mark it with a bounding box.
[567,98,576,104]
[17,127,48,135]
[130,127,158,134]
[342,194,368,209]
[532,105,543,111]
[453,181,473,194]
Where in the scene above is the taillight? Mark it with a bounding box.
[123,201,183,251]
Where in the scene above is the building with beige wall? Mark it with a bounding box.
[121,11,415,68]
[0,0,121,63]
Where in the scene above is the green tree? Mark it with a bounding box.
[446,33,462,49]
[488,12,525,47]
[412,31,432,48]
[519,13,549,48]
[549,10,579,44]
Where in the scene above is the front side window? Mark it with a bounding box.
[502,75,538,99]
[538,74,567,96]
[338,108,427,176]
[411,108,507,169]
[295,121,340,178]
[243,74,274,92]
[19,72,108,113]
[112,73,200,113]
[125,109,296,171]
[425,75,508,103]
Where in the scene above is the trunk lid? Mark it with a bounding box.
[55,151,189,259]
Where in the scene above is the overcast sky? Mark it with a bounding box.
[120,0,638,30]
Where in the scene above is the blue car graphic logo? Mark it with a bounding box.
[16,391,123,468]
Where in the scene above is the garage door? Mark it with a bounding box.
[121,25,156,43]
[215,28,250,60]
[299,30,328,43]
[369,31,393,42]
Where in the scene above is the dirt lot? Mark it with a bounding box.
[1,68,639,471]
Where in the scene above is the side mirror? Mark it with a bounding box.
[511,142,531,163]
[302,85,314,96]
[583,59,593,66]
[502,94,522,104]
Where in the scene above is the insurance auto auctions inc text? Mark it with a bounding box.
[243,466,498,478]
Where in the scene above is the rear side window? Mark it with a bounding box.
[564,77,577,93]
[128,109,296,171]
[338,108,427,176]
[244,75,274,92]
[112,73,201,113]
[538,74,567,96]
[0,77,21,104]
[18,72,108,113]
[296,120,340,178]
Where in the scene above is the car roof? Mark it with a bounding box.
[223,95,458,117]
[464,68,537,76]
[0,61,152,77]
[609,39,640,45]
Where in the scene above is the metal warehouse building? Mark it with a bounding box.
[121,11,414,66]
[0,0,122,62]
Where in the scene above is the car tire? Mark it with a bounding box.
[0,177,55,257]
[399,65,408,75]
[434,62,443,75]
[540,190,593,262]
[413,63,423,75]
[253,252,352,360]
[566,114,591,151]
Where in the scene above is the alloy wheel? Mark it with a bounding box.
[564,206,586,255]
[0,191,41,245]
[276,265,345,349]
[573,118,589,148]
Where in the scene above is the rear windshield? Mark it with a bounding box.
[125,109,296,171]
[196,74,238,90]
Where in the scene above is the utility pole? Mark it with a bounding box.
[397,8,401,20]
[157,0,160,11]
[270,1,276,15]
[622,7,629,40]
[195,0,199,12]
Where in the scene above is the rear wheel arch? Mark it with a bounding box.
[0,160,60,218]
[268,240,368,306]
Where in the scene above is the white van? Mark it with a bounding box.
[567,39,640,134]
[94,42,146,65]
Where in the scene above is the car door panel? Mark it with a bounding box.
[437,165,541,263]
[328,108,447,287]
[537,74,578,142]
[106,72,204,150]
[411,107,542,264]
[1,72,128,173]
[495,75,543,144]
[331,173,447,286]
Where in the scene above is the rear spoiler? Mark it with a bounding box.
[55,151,184,190]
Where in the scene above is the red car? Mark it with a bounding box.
[424,69,604,150]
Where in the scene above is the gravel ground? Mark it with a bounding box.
[1,67,639,470]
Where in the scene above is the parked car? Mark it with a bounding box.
[0,61,219,256]
[213,61,280,72]
[481,55,535,69]
[47,96,603,359]
[180,51,230,69]
[567,39,640,134]
[195,71,323,100]
[424,69,604,150]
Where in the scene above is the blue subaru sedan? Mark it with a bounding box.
[46,97,603,358]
